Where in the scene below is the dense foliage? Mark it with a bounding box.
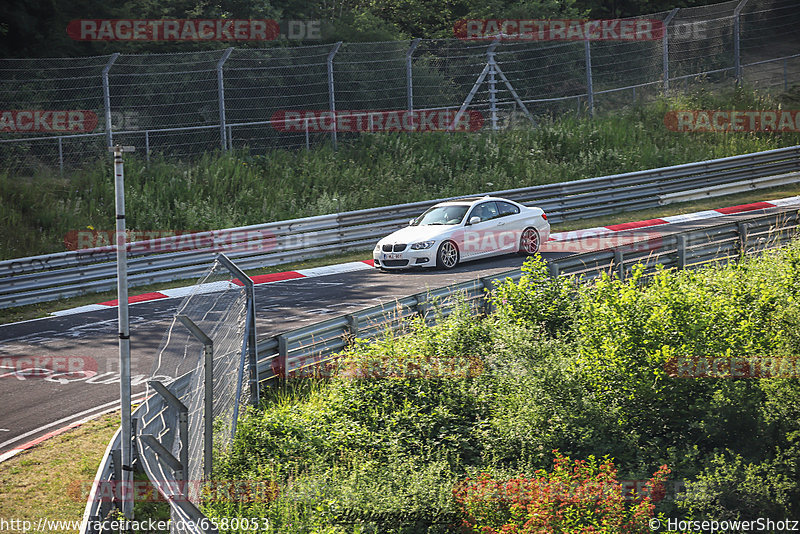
[3,88,800,260]
[2,0,729,57]
[203,240,800,532]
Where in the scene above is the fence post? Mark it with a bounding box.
[217,47,234,151]
[584,40,594,118]
[144,131,150,163]
[102,53,120,149]
[176,315,214,480]
[406,38,420,129]
[662,9,679,91]
[147,380,189,484]
[734,0,749,85]
[57,137,63,175]
[488,41,499,130]
[327,42,343,149]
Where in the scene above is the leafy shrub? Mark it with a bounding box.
[453,452,670,533]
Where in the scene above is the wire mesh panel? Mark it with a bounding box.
[740,0,800,89]
[110,50,227,158]
[0,55,111,172]
[137,258,249,525]
[669,1,739,85]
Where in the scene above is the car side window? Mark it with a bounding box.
[470,202,499,222]
[497,201,520,217]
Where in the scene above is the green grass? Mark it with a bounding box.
[2,85,799,260]
[0,414,120,533]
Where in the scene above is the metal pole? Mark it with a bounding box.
[663,9,679,91]
[57,137,63,176]
[584,40,594,118]
[488,44,498,130]
[785,58,789,91]
[327,42,343,150]
[304,117,310,149]
[406,38,420,130]
[144,131,150,163]
[102,54,120,150]
[176,315,214,480]
[734,0,749,86]
[110,143,134,519]
[217,48,234,150]
[216,253,259,405]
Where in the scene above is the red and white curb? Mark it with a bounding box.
[51,195,800,317]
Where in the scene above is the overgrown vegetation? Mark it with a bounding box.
[2,87,800,260]
[203,240,800,532]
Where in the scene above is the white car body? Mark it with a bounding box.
[373,196,550,270]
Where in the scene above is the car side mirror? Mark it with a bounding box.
[409,218,416,226]
[469,216,481,225]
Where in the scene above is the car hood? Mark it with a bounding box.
[379,224,454,244]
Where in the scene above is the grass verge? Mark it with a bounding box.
[0,414,120,534]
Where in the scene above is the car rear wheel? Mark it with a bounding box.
[436,240,460,269]
[519,227,540,255]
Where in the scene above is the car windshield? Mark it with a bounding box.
[414,205,469,226]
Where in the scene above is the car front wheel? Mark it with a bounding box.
[436,240,460,269]
[519,227,540,255]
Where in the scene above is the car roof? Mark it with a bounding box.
[434,196,514,207]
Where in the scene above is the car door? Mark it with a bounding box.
[462,201,501,259]
[494,201,523,253]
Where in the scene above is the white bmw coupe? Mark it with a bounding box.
[373,196,550,270]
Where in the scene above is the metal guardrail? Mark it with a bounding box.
[254,208,800,383]
[2,144,800,309]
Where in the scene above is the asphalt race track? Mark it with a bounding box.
[0,207,792,455]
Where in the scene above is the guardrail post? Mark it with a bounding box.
[584,39,594,117]
[110,448,122,500]
[662,9,679,91]
[614,249,625,280]
[277,334,288,381]
[676,234,687,269]
[217,47,234,150]
[177,315,214,481]
[406,38,420,129]
[346,314,359,339]
[548,261,561,278]
[734,0,749,86]
[102,53,120,150]
[479,277,494,314]
[737,221,749,256]
[327,42,343,150]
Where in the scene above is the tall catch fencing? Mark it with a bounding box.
[82,255,258,534]
[1,0,799,172]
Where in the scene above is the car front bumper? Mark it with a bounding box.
[373,248,437,269]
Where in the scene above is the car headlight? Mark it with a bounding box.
[410,240,435,250]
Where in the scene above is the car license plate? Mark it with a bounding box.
[384,253,402,260]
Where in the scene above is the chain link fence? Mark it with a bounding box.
[1,0,798,172]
